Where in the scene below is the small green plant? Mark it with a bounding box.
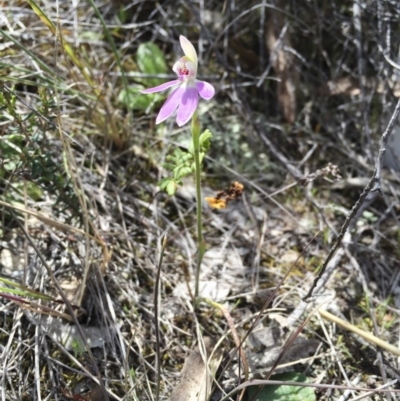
[159,129,212,196]
[129,368,136,382]
[118,42,167,111]
[0,87,81,221]
[247,372,316,401]
[70,338,85,358]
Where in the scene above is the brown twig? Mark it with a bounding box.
[154,234,168,401]
[372,98,400,192]
[304,97,400,300]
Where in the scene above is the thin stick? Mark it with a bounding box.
[154,234,168,401]
[215,232,319,394]
[303,178,374,299]
[373,98,400,192]
[304,97,400,300]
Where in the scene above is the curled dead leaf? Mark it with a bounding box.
[205,181,244,210]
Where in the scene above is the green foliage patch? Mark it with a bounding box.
[247,372,316,401]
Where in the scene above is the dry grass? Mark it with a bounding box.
[2,1,400,400]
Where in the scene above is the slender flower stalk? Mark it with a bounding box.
[191,112,206,300]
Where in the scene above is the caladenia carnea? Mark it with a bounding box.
[141,35,215,301]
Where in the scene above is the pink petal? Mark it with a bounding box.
[155,85,185,124]
[176,85,199,127]
[196,81,215,100]
[140,80,180,94]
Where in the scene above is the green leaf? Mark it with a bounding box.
[3,161,18,171]
[246,372,316,401]
[163,162,176,171]
[173,165,192,181]
[199,129,213,151]
[79,30,103,41]
[136,42,167,86]
[158,178,179,196]
[188,129,212,156]
[26,182,43,201]
[174,148,189,160]
[0,135,24,155]
[165,180,178,196]
[181,153,193,162]
[158,178,170,191]
[118,86,161,110]
[117,6,128,24]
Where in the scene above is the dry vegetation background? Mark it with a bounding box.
[2,0,400,400]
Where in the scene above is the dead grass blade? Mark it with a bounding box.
[0,27,53,75]
[86,0,132,112]
[27,0,99,94]
[319,309,400,357]
[9,209,110,401]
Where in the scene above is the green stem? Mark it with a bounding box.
[192,112,206,302]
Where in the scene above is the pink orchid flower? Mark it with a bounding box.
[140,35,215,127]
